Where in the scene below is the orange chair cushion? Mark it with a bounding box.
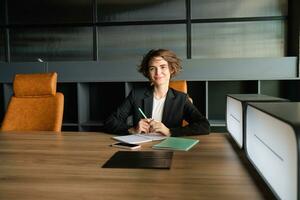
[1,93,64,132]
[169,80,187,93]
[14,73,57,97]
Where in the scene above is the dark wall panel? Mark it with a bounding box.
[0,83,3,123]
[187,81,206,116]
[0,28,4,61]
[208,81,257,120]
[98,0,185,22]
[191,0,287,19]
[10,27,93,62]
[287,0,300,70]
[8,0,93,24]
[89,82,125,121]
[260,80,281,97]
[99,24,186,61]
[281,80,300,101]
[0,0,5,25]
[57,83,78,123]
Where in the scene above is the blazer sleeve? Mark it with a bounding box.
[103,91,134,135]
[170,96,210,136]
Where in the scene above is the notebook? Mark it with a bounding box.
[102,151,173,169]
[113,133,166,144]
[152,137,199,151]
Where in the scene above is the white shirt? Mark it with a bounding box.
[151,96,166,122]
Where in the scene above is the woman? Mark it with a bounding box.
[104,49,210,136]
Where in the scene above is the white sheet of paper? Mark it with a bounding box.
[113,133,166,144]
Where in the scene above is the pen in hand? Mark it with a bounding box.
[138,107,148,119]
[137,107,153,134]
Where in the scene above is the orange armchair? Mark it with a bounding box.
[169,80,193,103]
[169,80,188,93]
[1,72,64,132]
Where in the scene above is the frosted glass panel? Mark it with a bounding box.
[98,0,185,22]
[8,0,93,24]
[99,24,186,60]
[191,0,287,19]
[10,27,93,62]
[192,21,286,58]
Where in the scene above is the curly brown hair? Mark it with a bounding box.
[138,49,182,80]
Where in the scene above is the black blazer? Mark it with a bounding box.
[104,86,210,136]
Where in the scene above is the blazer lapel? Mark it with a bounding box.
[143,88,153,119]
[162,89,175,123]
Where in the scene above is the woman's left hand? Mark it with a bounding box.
[149,120,171,137]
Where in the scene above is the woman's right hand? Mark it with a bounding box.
[128,119,151,134]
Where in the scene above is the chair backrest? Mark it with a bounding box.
[169,80,187,94]
[169,80,190,126]
[1,72,64,132]
[169,80,192,103]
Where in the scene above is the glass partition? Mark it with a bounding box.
[10,27,93,62]
[99,24,186,61]
[98,0,185,22]
[191,0,287,19]
[8,0,93,24]
[192,21,286,58]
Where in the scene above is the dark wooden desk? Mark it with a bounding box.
[0,132,273,200]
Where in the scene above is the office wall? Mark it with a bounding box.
[0,0,288,62]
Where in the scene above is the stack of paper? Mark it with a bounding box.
[113,133,166,144]
[152,137,199,151]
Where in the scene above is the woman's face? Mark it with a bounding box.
[148,56,173,87]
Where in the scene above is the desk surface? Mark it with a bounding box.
[0,132,274,200]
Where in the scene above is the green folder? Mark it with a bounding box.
[152,137,199,151]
